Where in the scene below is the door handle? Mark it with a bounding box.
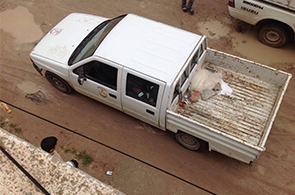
[109,93,117,99]
[146,109,154,115]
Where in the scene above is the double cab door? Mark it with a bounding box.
[68,57,165,128]
[121,68,165,127]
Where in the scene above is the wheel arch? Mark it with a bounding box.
[257,19,294,40]
[175,130,209,150]
[45,71,74,94]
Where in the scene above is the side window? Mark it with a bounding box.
[199,44,204,57]
[173,82,180,100]
[181,66,190,86]
[126,74,159,107]
[190,43,204,72]
[73,61,118,90]
[190,50,199,72]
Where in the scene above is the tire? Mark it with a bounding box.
[175,132,205,151]
[45,72,73,94]
[258,25,288,48]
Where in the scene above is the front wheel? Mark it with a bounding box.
[175,132,205,151]
[258,25,288,48]
[45,72,73,94]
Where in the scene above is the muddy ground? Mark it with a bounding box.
[1,0,295,194]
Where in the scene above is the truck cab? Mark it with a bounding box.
[30,13,205,130]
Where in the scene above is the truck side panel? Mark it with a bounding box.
[166,110,262,164]
[205,49,290,86]
[263,0,295,11]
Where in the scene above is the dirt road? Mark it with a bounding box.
[1,0,295,194]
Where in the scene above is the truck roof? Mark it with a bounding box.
[95,14,202,84]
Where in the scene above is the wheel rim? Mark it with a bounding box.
[264,30,281,44]
[52,77,66,91]
[178,134,200,149]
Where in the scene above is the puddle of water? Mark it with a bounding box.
[197,20,231,40]
[232,29,295,65]
[0,6,43,44]
[17,81,42,93]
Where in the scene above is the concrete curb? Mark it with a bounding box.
[0,128,124,195]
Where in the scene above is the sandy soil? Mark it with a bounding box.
[1,0,295,194]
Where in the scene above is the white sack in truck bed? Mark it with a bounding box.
[190,66,222,92]
[190,66,233,101]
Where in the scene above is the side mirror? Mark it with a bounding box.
[78,73,86,85]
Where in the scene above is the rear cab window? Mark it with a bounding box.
[173,38,207,101]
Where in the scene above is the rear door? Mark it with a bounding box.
[121,68,165,127]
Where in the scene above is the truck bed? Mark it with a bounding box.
[172,48,292,151]
[177,62,280,146]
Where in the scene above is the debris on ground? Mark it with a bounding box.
[0,102,12,113]
[25,90,48,103]
[106,171,113,176]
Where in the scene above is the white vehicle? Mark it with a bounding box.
[30,13,291,164]
[228,0,295,47]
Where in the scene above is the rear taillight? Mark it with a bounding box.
[229,0,235,7]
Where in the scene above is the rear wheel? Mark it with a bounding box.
[45,72,73,94]
[175,132,205,151]
[258,25,288,48]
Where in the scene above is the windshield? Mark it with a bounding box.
[69,15,125,65]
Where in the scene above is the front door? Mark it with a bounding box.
[69,59,122,111]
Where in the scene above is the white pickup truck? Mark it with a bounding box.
[228,0,295,47]
[30,13,291,164]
